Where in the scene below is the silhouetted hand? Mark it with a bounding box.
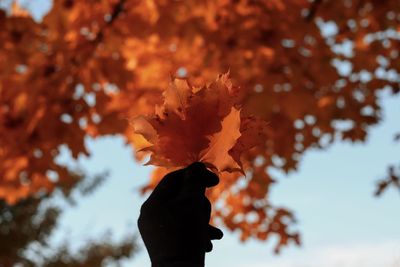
[138,162,223,267]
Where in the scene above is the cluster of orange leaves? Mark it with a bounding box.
[131,73,268,173]
[1,0,399,252]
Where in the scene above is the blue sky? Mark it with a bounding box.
[4,1,400,266]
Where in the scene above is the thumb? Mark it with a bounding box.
[182,162,219,195]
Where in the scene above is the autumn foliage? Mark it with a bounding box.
[1,0,400,252]
[131,73,268,173]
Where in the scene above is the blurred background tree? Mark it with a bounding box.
[0,169,136,267]
[0,0,399,255]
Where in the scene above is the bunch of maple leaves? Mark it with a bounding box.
[1,0,399,252]
[131,73,268,173]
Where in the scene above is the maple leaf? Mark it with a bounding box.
[200,107,242,172]
[131,74,265,173]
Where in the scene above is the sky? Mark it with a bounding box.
[4,1,400,266]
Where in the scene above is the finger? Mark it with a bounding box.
[205,240,213,252]
[146,168,186,202]
[170,192,211,225]
[208,225,223,240]
[146,162,218,203]
[183,162,219,194]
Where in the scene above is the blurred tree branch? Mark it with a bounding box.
[0,169,136,267]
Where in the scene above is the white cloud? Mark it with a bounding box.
[240,241,400,267]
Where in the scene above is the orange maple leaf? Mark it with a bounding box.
[200,107,242,172]
[131,74,267,173]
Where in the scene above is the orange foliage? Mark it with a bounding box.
[131,74,263,173]
[1,0,399,252]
